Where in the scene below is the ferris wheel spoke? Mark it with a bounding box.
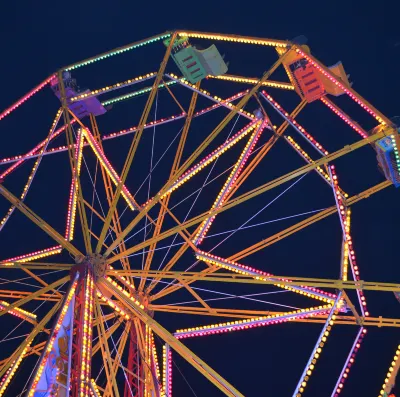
[139,84,200,292]
[109,128,383,264]
[162,78,187,114]
[96,34,178,255]
[293,294,341,397]
[92,317,122,357]
[225,99,307,204]
[102,320,133,397]
[64,125,85,242]
[328,166,368,316]
[15,268,64,299]
[0,184,82,257]
[0,289,61,302]
[104,51,291,259]
[176,278,216,315]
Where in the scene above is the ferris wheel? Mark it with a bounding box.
[0,30,399,397]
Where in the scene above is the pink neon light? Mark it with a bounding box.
[0,75,55,122]
[197,250,337,300]
[0,92,248,167]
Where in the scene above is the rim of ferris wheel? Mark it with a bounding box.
[367,120,400,187]
[0,31,400,397]
[51,72,107,119]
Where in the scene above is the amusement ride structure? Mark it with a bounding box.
[0,30,399,396]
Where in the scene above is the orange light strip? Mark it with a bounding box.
[0,246,62,266]
[0,120,76,179]
[89,379,102,397]
[207,74,294,90]
[194,121,265,245]
[81,128,139,211]
[65,129,84,241]
[28,275,79,396]
[151,332,161,385]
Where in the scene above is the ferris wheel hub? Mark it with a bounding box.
[73,253,107,280]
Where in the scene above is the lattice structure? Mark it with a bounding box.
[0,30,399,397]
